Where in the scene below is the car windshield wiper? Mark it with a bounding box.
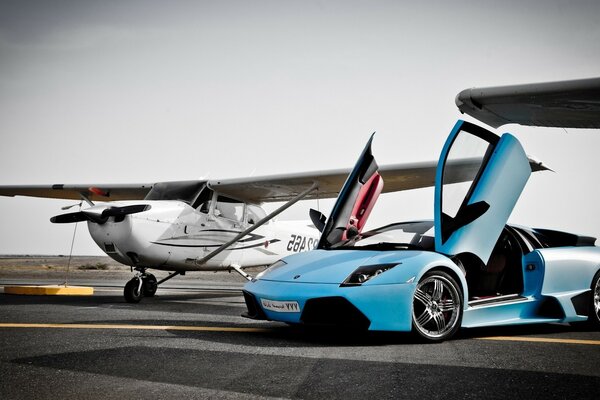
[354,242,422,250]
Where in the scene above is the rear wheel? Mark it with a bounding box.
[412,271,463,342]
[589,271,600,328]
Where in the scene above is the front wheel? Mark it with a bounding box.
[588,271,600,328]
[143,274,158,297]
[124,278,144,303]
[411,271,463,342]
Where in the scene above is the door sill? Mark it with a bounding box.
[468,293,525,307]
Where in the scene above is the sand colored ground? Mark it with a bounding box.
[0,255,255,283]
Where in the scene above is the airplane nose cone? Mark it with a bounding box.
[87,217,135,265]
[87,202,174,267]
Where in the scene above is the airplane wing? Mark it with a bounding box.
[0,160,548,204]
[0,183,154,201]
[456,77,600,128]
[211,157,549,203]
[0,162,442,204]
[206,161,444,203]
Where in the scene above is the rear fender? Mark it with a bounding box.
[537,247,600,295]
[528,247,600,321]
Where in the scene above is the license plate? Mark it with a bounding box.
[261,298,300,313]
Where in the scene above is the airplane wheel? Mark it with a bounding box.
[143,274,158,297]
[411,270,463,342]
[124,278,144,303]
[589,271,600,328]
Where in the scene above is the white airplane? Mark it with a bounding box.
[1,159,485,302]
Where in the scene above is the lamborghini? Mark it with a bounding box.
[242,120,600,341]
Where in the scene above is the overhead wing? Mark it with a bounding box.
[0,184,153,201]
[208,157,547,203]
[456,77,600,128]
[208,161,442,203]
[0,162,446,204]
[0,159,547,205]
[0,164,429,205]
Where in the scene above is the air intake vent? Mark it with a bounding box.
[104,243,116,253]
[241,291,267,320]
[301,297,370,329]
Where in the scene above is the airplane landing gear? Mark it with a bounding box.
[124,269,158,303]
[124,276,143,303]
[124,269,183,303]
[143,274,158,297]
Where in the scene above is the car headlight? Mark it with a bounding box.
[255,259,287,280]
[340,263,399,287]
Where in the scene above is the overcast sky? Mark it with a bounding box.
[0,0,599,255]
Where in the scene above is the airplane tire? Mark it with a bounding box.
[124,278,144,303]
[143,274,158,297]
[588,271,600,328]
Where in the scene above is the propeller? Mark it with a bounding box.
[50,204,151,224]
[50,212,89,224]
[101,204,150,218]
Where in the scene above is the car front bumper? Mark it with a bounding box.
[242,279,415,332]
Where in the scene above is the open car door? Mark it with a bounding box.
[434,120,531,264]
[317,134,383,249]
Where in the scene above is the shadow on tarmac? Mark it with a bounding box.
[10,343,599,400]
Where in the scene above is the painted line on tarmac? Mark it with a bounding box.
[0,323,271,333]
[2,324,597,344]
[477,336,600,346]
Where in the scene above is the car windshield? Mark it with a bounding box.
[334,220,435,250]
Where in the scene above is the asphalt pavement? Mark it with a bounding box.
[0,278,599,399]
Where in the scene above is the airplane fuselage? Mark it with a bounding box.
[87,200,319,272]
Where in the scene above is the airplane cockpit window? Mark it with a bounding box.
[193,187,214,213]
[247,205,267,225]
[215,196,245,222]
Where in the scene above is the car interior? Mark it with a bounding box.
[459,227,526,300]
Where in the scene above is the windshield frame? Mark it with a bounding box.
[332,220,435,251]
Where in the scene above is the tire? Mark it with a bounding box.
[411,270,463,342]
[143,274,158,297]
[124,278,143,303]
[588,271,600,328]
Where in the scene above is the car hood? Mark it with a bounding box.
[258,249,423,284]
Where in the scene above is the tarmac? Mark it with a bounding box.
[0,259,599,399]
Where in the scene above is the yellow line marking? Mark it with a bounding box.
[477,336,600,346]
[2,324,596,344]
[3,285,94,296]
[0,323,271,333]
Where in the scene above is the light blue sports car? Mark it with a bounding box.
[242,120,600,341]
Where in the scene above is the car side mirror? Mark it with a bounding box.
[310,209,327,232]
[346,224,359,240]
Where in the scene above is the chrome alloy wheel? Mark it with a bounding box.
[594,275,600,321]
[412,272,462,341]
